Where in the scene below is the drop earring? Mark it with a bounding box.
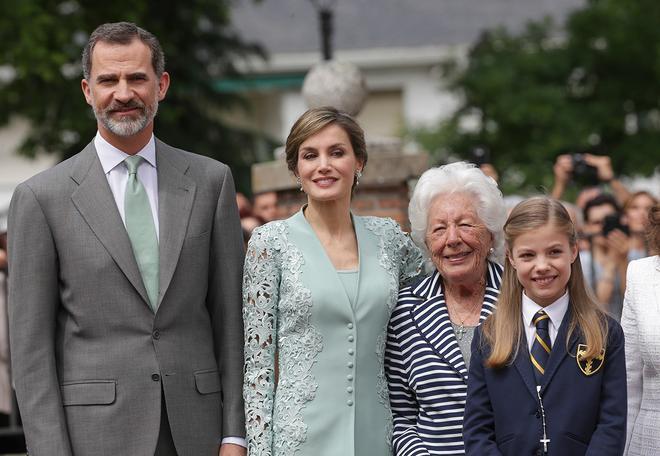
[296,176,303,192]
[355,170,363,186]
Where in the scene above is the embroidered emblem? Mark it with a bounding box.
[576,344,605,376]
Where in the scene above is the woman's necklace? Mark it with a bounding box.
[447,290,484,341]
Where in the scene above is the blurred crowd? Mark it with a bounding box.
[549,153,656,321]
[236,191,282,246]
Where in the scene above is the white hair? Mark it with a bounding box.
[409,161,506,264]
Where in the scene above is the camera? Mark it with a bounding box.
[469,146,491,167]
[571,153,599,187]
[602,213,629,237]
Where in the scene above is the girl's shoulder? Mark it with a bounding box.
[604,315,624,345]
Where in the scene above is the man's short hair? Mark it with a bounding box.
[82,22,165,80]
[583,193,620,222]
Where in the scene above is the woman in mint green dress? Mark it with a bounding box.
[243,107,422,456]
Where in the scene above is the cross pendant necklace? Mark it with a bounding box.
[455,322,467,340]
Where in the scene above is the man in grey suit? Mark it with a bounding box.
[7,22,246,455]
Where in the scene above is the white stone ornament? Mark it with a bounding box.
[302,60,368,116]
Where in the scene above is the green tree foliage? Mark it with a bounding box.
[413,0,660,193]
[0,0,269,192]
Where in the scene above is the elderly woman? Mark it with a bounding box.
[385,162,506,455]
[243,107,423,456]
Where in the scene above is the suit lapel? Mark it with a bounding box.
[70,142,151,306]
[540,308,578,393]
[513,335,541,400]
[155,140,196,307]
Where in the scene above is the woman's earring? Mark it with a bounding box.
[488,247,495,256]
[296,176,303,192]
[355,170,363,186]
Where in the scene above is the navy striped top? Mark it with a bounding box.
[385,261,502,455]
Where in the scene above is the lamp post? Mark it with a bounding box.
[309,0,337,61]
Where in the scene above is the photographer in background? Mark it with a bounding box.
[581,194,630,321]
[551,153,631,206]
[469,145,500,183]
[623,190,658,261]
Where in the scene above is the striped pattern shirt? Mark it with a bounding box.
[386,261,502,455]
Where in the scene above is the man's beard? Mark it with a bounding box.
[93,98,159,137]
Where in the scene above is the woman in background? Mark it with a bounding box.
[623,191,657,261]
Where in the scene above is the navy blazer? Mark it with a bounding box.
[463,309,626,456]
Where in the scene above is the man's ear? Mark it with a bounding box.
[157,71,170,101]
[81,79,93,106]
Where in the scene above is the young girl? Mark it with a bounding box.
[463,197,626,456]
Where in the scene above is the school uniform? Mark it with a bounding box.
[463,292,627,456]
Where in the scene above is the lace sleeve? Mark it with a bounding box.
[398,230,423,287]
[243,225,281,456]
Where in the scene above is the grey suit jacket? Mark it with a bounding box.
[7,139,246,455]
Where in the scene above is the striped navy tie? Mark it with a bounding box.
[530,310,552,385]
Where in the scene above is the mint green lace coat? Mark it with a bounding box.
[243,210,423,456]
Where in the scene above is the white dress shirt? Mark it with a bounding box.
[95,132,159,238]
[522,291,569,351]
[94,132,246,449]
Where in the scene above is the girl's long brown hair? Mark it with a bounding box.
[483,197,609,368]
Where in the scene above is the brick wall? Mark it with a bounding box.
[276,183,412,230]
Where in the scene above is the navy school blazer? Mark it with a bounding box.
[463,309,626,456]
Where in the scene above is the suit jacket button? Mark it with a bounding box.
[152,330,160,340]
[152,373,160,382]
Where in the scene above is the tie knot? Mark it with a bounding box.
[533,310,550,330]
[124,155,144,175]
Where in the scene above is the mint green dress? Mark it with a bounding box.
[243,209,423,456]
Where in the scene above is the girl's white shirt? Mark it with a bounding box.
[521,290,569,351]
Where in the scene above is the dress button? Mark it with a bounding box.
[152,330,160,340]
[348,335,354,342]
[347,387,353,393]
[347,323,354,329]
[347,400,354,406]
[348,348,354,355]
[347,362,354,368]
[535,411,541,419]
[347,374,354,381]
[151,373,160,382]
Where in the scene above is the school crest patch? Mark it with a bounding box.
[576,344,605,376]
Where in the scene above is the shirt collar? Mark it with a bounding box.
[94,131,156,174]
[521,290,569,330]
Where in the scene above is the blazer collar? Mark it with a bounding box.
[411,260,502,300]
[154,139,196,308]
[410,261,502,382]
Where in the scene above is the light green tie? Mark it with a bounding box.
[124,155,159,310]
